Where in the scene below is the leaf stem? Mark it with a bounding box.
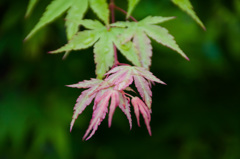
[110,0,115,24]
[113,5,138,22]
[110,0,119,66]
[113,44,119,66]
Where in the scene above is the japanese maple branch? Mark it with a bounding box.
[109,0,119,66]
[113,5,138,22]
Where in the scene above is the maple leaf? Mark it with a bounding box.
[67,78,103,131]
[131,97,152,136]
[103,65,166,108]
[127,0,140,18]
[68,65,164,140]
[68,78,133,140]
[25,0,39,18]
[25,0,109,40]
[83,88,113,140]
[172,0,205,30]
[111,16,189,69]
[118,92,132,129]
[50,19,141,79]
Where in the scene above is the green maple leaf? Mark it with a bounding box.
[25,0,39,17]
[127,0,140,18]
[111,16,188,69]
[25,0,109,40]
[50,20,141,79]
[172,0,205,30]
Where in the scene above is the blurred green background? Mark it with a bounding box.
[1,0,240,159]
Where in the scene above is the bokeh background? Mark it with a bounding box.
[1,0,240,158]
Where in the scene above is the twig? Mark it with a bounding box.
[113,5,138,22]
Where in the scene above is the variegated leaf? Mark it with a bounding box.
[83,90,111,140]
[135,67,166,84]
[131,97,151,135]
[70,85,99,131]
[133,75,152,108]
[118,92,132,129]
[67,78,102,88]
[108,90,120,127]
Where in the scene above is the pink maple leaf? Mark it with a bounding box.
[83,88,131,140]
[131,97,152,136]
[105,65,166,108]
[68,79,103,132]
[68,65,165,140]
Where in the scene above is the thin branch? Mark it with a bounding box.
[113,44,119,66]
[114,5,138,22]
[110,1,115,24]
[109,0,119,66]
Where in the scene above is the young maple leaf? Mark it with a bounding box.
[99,65,166,108]
[68,66,165,140]
[68,77,133,140]
[131,97,152,136]
[67,78,103,132]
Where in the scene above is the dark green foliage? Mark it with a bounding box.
[0,0,240,158]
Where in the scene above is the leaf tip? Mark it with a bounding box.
[202,25,206,31]
[23,37,28,42]
[108,121,112,128]
[65,84,73,88]
[62,51,70,60]
[48,50,60,54]
[148,129,152,136]
[162,82,167,85]
[70,120,75,132]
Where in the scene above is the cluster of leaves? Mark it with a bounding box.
[26,0,204,140]
[68,66,165,140]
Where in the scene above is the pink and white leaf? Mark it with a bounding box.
[108,90,120,127]
[105,69,129,84]
[70,85,98,132]
[135,67,166,85]
[105,65,126,75]
[91,67,128,94]
[113,70,133,90]
[93,88,110,110]
[131,97,140,127]
[124,87,136,93]
[131,97,152,136]
[118,92,132,129]
[83,92,112,140]
[133,75,152,108]
[67,78,102,88]
[89,80,113,97]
